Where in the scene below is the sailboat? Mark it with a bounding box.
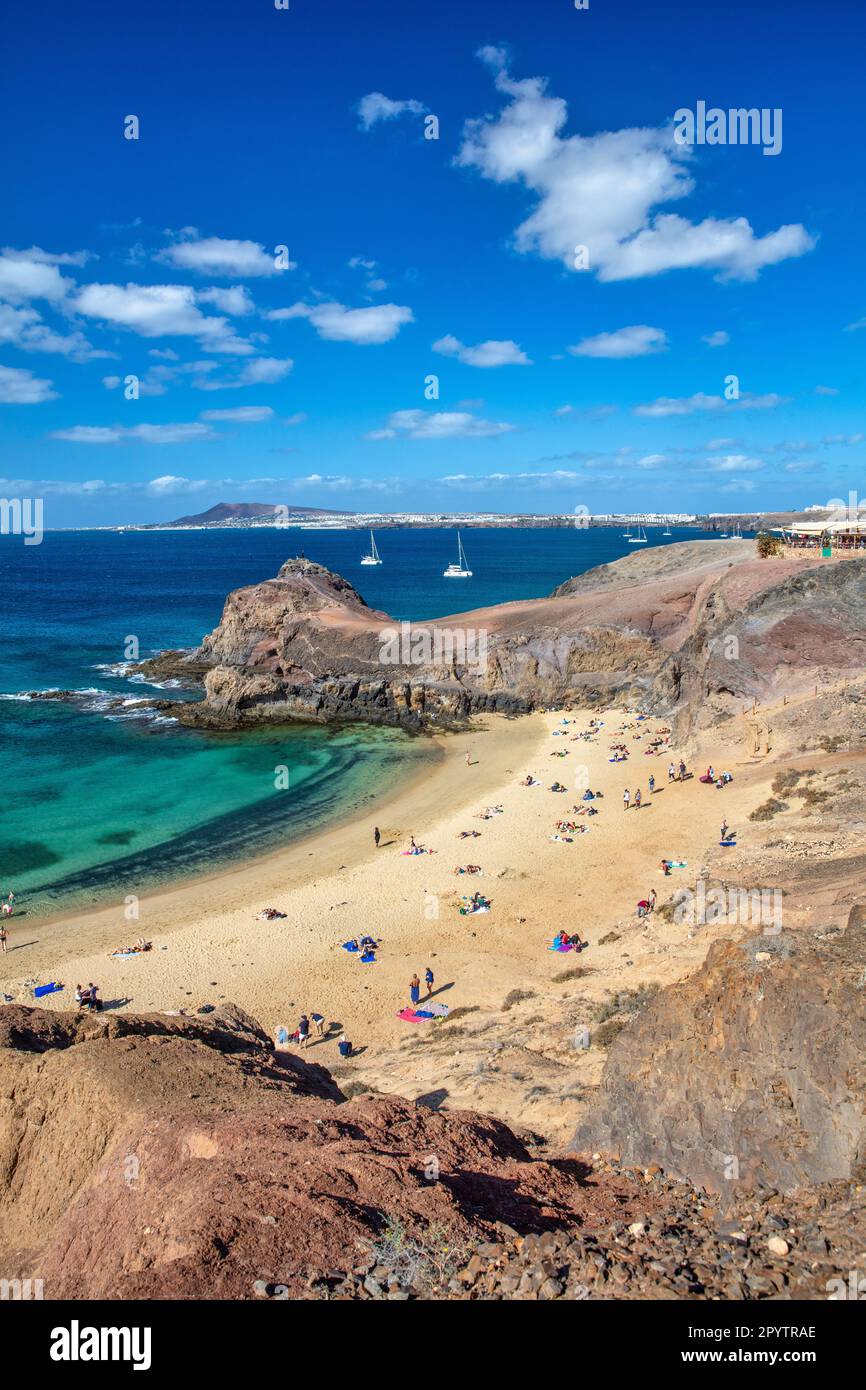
[443,530,472,578]
[623,523,632,539]
[360,530,382,565]
[662,525,672,536]
[628,524,648,544]
[730,522,744,539]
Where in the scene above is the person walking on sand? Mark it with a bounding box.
[721,818,730,841]
[649,889,657,913]
[410,973,421,1007]
[634,788,642,810]
[374,826,381,849]
[465,750,472,766]
[668,762,675,783]
[623,788,630,811]
[425,966,434,997]
[679,759,687,781]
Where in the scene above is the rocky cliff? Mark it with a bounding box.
[573,906,866,1193]
[3,999,864,1300]
[128,543,866,733]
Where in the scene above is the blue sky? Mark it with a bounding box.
[1,0,863,525]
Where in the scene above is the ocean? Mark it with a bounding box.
[0,524,723,915]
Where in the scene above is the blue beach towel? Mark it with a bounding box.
[34,982,63,998]
[342,941,359,952]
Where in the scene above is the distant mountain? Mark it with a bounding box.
[162,502,343,528]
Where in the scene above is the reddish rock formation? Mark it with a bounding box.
[0,1002,635,1299]
[127,542,866,733]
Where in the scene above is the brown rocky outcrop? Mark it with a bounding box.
[573,906,866,1193]
[0,1002,615,1299]
[121,542,866,734]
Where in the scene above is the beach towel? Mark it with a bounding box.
[33,982,63,998]
[397,1007,424,1023]
[425,1002,449,1016]
[110,951,137,960]
[360,952,376,963]
[413,1009,435,1019]
[548,942,573,953]
[719,839,737,847]
[342,941,359,952]
[459,904,490,915]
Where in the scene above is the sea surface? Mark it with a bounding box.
[0,524,725,916]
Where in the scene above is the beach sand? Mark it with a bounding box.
[2,706,768,1057]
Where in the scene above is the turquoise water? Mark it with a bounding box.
[0,524,721,915]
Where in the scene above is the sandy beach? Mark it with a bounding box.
[1,705,769,1076]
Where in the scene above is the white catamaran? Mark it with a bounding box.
[443,530,472,578]
[360,530,382,565]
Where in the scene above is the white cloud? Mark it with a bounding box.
[196,286,256,315]
[569,325,667,359]
[634,391,787,417]
[814,384,839,396]
[71,282,255,354]
[0,363,58,403]
[457,49,815,283]
[432,334,531,367]
[272,300,413,345]
[196,356,294,390]
[0,250,75,304]
[157,234,291,277]
[199,406,274,422]
[367,409,515,440]
[50,422,217,445]
[702,330,730,347]
[357,92,425,130]
[711,453,765,472]
[844,316,866,332]
[0,303,111,361]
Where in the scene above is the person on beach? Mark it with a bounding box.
[374,826,381,849]
[75,983,85,1010]
[338,1033,353,1058]
[668,762,676,783]
[311,1011,325,1037]
[648,773,655,794]
[721,819,730,841]
[410,973,421,1006]
[425,967,434,997]
[634,788,642,810]
[679,759,687,781]
[297,1014,310,1048]
[623,788,630,811]
[0,924,7,954]
[410,835,417,851]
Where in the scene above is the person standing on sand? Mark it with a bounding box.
[648,773,655,795]
[668,762,675,783]
[721,819,730,841]
[410,974,421,1006]
[679,759,687,781]
[623,788,630,811]
[425,966,434,997]
[465,750,472,766]
[297,1014,310,1049]
[374,826,381,849]
[634,788,642,810]
[0,923,7,954]
[311,1011,325,1037]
